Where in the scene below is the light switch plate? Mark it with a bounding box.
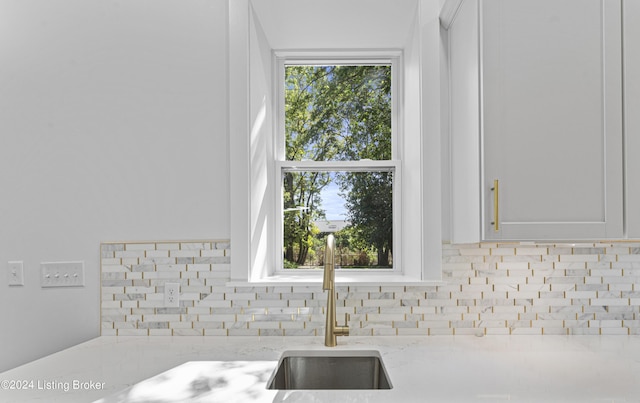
[8,261,24,286]
[41,261,85,287]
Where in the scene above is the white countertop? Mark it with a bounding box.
[1,335,640,402]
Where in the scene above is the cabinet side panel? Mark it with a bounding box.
[624,0,640,238]
[449,0,481,243]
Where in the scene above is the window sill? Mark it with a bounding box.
[227,273,443,287]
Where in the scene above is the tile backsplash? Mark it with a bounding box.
[101,241,640,336]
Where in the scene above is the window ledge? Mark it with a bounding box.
[227,274,443,287]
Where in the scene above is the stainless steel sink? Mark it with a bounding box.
[266,350,392,390]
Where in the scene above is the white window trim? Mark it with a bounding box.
[273,52,402,277]
[228,0,443,286]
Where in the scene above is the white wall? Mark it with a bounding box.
[248,4,275,280]
[0,0,229,371]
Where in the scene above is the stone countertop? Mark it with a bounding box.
[1,335,640,402]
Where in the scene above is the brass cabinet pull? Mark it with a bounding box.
[491,179,499,232]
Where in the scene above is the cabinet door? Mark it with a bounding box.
[481,0,623,240]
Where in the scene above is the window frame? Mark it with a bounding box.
[229,0,445,285]
[273,51,404,276]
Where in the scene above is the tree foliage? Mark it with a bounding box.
[284,65,392,267]
[339,171,393,267]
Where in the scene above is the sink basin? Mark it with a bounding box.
[266,350,392,390]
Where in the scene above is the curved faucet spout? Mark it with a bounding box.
[323,234,349,347]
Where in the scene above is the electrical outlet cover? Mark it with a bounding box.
[164,282,180,307]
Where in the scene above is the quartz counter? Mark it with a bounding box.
[1,335,639,402]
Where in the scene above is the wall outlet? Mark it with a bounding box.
[164,282,180,307]
[8,261,24,286]
[41,261,85,288]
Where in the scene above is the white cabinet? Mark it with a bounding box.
[624,0,640,238]
[443,0,624,242]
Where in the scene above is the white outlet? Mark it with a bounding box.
[41,261,84,288]
[8,261,24,286]
[164,282,180,307]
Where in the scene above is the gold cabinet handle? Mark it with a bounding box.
[491,179,499,231]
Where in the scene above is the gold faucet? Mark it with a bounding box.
[323,234,349,347]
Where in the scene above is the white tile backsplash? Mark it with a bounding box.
[100,240,640,336]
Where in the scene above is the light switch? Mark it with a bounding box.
[41,261,84,287]
[8,261,24,286]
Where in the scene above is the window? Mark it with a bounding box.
[229,0,443,283]
[275,53,401,273]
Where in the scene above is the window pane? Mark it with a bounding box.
[283,170,393,270]
[285,65,392,161]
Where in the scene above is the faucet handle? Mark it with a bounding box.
[338,313,350,337]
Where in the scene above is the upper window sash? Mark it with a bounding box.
[274,50,402,163]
